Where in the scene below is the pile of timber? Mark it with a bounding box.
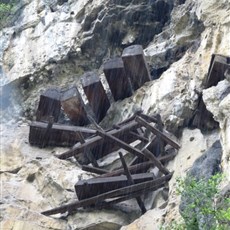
[41,112,180,216]
[34,44,151,127]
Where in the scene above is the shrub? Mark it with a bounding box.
[161,174,230,230]
[0,1,18,29]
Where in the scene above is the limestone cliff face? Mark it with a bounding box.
[0,0,229,229]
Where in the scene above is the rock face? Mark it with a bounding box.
[0,0,230,229]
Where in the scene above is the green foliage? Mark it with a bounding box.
[161,174,230,230]
[0,1,18,29]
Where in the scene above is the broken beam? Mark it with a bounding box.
[41,173,172,216]
[135,116,180,149]
[57,120,141,160]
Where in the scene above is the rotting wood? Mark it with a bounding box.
[29,121,96,147]
[142,148,170,175]
[103,57,133,101]
[75,173,155,200]
[129,131,149,143]
[81,165,109,175]
[119,152,146,214]
[76,132,99,168]
[96,129,148,160]
[41,173,172,216]
[93,183,164,209]
[81,72,110,122]
[135,116,180,149]
[99,152,177,178]
[122,45,151,90]
[36,88,61,122]
[61,87,89,125]
[40,116,54,148]
[57,120,141,160]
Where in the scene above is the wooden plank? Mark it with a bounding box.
[94,183,164,209]
[75,173,155,200]
[41,173,172,216]
[119,152,146,214]
[135,116,180,149]
[122,45,151,90]
[57,120,141,160]
[36,88,61,122]
[61,87,89,125]
[81,165,109,175]
[100,151,177,178]
[81,72,110,122]
[29,121,96,147]
[103,57,133,100]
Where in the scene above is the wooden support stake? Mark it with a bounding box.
[81,72,110,122]
[61,87,89,125]
[135,116,180,149]
[103,57,133,101]
[119,152,147,214]
[122,45,151,90]
[36,88,61,122]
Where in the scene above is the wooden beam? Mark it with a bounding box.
[96,129,148,160]
[119,152,146,214]
[103,57,133,100]
[57,120,141,160]
[81,165,109,175]
[75,173,155,200]
[36,88,61,122]
[29,121,95,147]
[61,87,89,125]
[135,116,180,149]
[99,151,177,178]
[41,173,172,216]
[122,45,151,90]
[76,132,99,168]
[81,72,110,122]
[142,149,170,175]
